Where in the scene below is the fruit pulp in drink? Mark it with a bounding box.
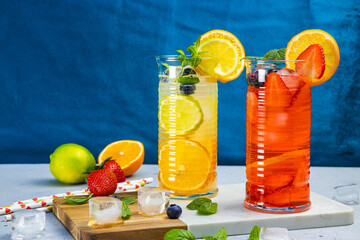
[245,69,311,213]
[158,67,218,199]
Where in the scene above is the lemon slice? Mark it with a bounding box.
[159,139,211,192]
[196,29,245,83]
[285,29,340,86]
[159,95,204,135]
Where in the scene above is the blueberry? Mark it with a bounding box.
[180,84,196,95]
[247,70,264,88]
[110,195,122,200]
[267,69,278,74]
[164,69,169,75]
[182,68,196,75]
[167,204,182,219]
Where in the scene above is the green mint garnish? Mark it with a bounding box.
[178,75,200,85]
[263,48,286,60]
[64,194,93,205]
[164,229,195,240]
[247,225,261,240]
[186,197,212,210]
[162,63,170,69]
[121,196,136,205]
[202,227,227,240]
[122,201,132,220]
[197,202,218,215]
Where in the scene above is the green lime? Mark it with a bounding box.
[159,95,204,135]
[49,143,95,184]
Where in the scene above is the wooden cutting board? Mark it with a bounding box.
[52,191,186,240]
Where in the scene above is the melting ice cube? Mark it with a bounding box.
[260,227,289,240]
[88,197,123,228]
[138,187,170,216]
[333,183,359,205]
[11,209,46,240]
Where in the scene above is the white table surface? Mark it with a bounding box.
[0,164,359,240]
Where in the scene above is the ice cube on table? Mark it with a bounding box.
[333,183,359,205]
[260,227,289,240]
[88,197,123,228]
[11,209,46,240]
[138,187,170,216]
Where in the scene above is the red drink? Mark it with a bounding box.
[244,61,311,213]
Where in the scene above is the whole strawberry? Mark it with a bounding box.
[87,169,117,196]
[104,160,126,183]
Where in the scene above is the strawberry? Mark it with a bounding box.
[104,160,126,183]
[295,44,325,79]
[264,72,292,108]
[87,169,117,196]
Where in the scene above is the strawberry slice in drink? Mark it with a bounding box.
[296,44,326,79]
[264,73,292,108]
[277,68,306,97]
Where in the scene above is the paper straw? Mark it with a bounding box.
[2,177,153,216]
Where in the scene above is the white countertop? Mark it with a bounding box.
[0,164,359,239]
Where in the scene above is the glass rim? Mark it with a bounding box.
[244,59,305,63]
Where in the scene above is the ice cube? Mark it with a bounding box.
[138,187,170,216]
[260,227,289,240]
[11,209,46,240]
[333,183,359,205]
[88,197,123,228]
[277,68,302,95]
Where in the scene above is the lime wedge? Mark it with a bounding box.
[159,95,204,135]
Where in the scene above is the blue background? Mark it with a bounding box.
[0,0,359,166]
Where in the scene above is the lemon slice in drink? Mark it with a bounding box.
[196,29,245,83]
[159,95,204,135]
[159,139,211,192]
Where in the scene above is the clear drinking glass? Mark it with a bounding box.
[156,55,218,199]
[244,59,311,213]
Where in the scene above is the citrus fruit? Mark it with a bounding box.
[98,140,144,177]
[195,29,245,83]
[158,139,211,192]
[49,143,95,184]
[159,95,204,135]
[285,29,340,86]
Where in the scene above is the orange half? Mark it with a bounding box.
[98,140,144,177]
[285,29,340,86]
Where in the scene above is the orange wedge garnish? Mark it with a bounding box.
[98,140,144,177]
[285,29,340,86]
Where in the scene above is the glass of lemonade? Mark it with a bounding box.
[156,55,218,199]
[244,59,311,213]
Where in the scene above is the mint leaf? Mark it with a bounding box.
[177,50,186,56]
[213,227,227,240]
[263,48,286,60]
[187,45,197,55]
[189,54,201,67]
[202,236,213,240]
[197,202,218,215]
[186,197,212,210]
[64,194,93,205]
[121,197,136,205]
[178,75,200,85]
[247,225,261,240]
[164,229,195,240]
[122,201,132,220]
[162,63,170,69]
[194,35,201,49]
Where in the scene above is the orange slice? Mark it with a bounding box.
[158,139,211,192]
[98,140,144,177]
[285,29,340,86]
[195,29,245,83]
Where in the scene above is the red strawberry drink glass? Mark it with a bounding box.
[244,60,311,213]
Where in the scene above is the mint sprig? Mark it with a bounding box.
[186,197,218,215]
[121,196,136,205]
[122,201,132,220]
[263,48,286,60]
[186,197,211,210]
[164,229,195,240]
[64,194,93,205]
[247,225,261,240]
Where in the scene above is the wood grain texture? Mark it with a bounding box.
[53,191,187,240]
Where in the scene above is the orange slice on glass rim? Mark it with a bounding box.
[98,140,144,177]
[285,29,340,86]
[195,29,245,83]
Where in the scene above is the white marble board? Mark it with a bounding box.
[172,184,354,238]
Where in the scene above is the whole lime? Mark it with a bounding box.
[49,143,95,184]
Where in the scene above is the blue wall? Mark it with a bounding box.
[0,0,359,166]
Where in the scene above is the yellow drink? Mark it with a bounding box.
[157,55,218,199]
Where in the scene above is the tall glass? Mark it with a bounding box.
[156,55,218,199]
[244,60,311,213]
